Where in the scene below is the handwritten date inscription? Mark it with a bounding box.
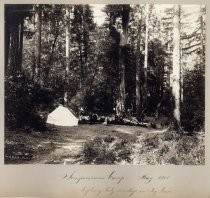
[62,170,171,197]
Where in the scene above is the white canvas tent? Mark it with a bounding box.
[46,106,78,126]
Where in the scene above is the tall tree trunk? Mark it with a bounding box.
[5,18,11,70]
[136,6,142,119]
[45,33,58,79]
[180,41,183,103]
[200,6,205,71]
[64,5,71,106]
[172,4,181,127]
[10,21,20,75]
[79,5,85,89]
[79,43,84,89]
[36,5,42,77]
[143,4,149,109]
[118,47,126,114]
[32,8,36,79]
[167,31,172,88]
[82,5,88,66]
[117,5,130,116]
[18,17,24,69]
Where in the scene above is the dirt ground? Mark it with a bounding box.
[4,124,204,165]
[4,124,152,164]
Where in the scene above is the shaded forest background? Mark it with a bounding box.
[5,4,205,133]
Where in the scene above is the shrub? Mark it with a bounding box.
[175,135,199,154]
[82,137,116,164]
[82,141,99,161]
[94,149,117,164]
[5,73,52,131]
[158,144,170,156]
[143,135,159,149]
[162,131,180,141]
[81,136,132,164]
[166,156,181,165]
[117,148,132,162]
[104,135,115,143]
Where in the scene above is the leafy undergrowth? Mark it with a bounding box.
[134,131,205,165]
[79,131,205,165]
[4,124,205,165]
[80,135,132,164]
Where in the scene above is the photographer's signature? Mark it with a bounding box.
[5,153,33,160]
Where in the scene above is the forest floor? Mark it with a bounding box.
[4,124,205,165]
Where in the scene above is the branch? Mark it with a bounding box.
[162,16,173,20]
[181,28,200,40]
[183,48,199,55]
[182,42,201,51]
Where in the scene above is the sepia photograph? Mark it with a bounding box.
[4,4,205,165]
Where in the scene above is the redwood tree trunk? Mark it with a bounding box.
[79,43,84,89]
[64,5,71,106]
[5,19,11,70]
[18,17,24,69]
[10,21,20,74]
[143,4,149,109]
[200,6,205,71]
[172,4,181,126]
[117,5,130,116]
[118,47,126,114]
[136,6,142,119]
[45,33,58,79]
[36,5,42,77]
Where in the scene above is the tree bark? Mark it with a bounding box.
[32,8,36,79]
[143,4,149,108]
[172,4,181,126]
[64,5,71,106]
[5,18,11,70]
[79,43,84,89]
[36,5,42,77]
[117,5,129,116]
[79,5,86,89]
[200,6,205,71]
[10,21,20,75]
[5,5,32,76]
[18,16,24,69]
[118,47,126,114]
[136,6,142,119]
[45,33,58,79]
